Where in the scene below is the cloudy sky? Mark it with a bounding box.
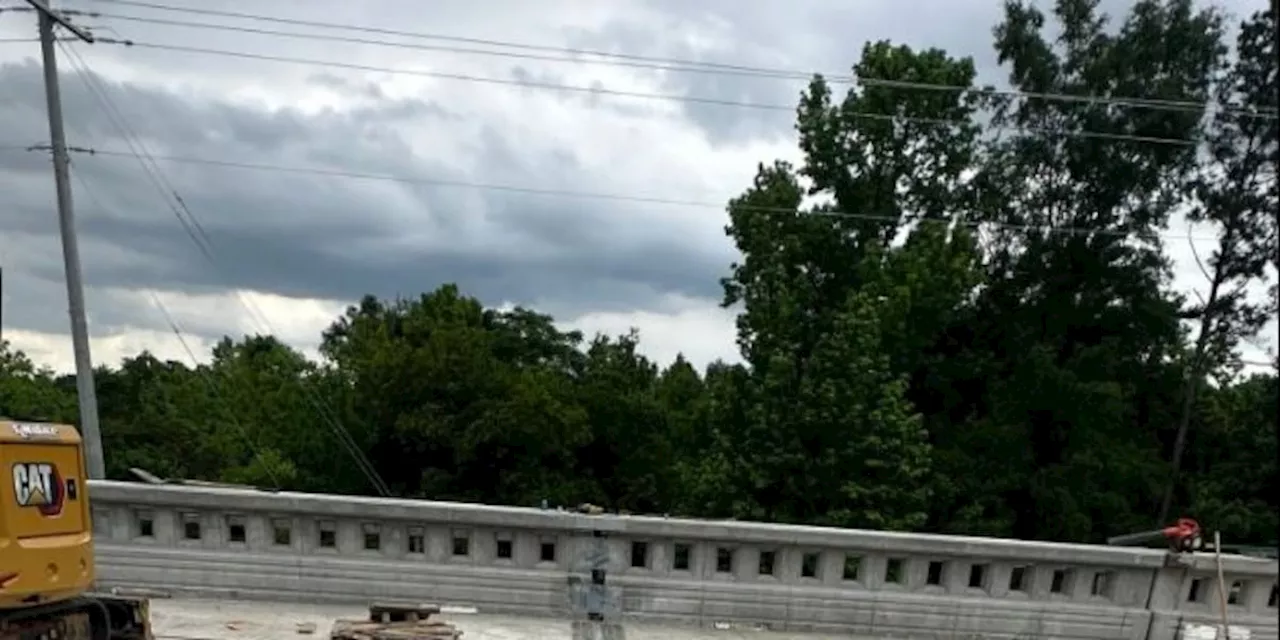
[0,0,1273,375]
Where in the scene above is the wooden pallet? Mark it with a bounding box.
[367,603,441,624]
[331,603,461,640]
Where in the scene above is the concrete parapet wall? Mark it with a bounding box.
[86,480,1279,640]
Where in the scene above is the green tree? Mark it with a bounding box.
[0,340,75,423]
[1159,7,1278,523]
[203,336,325,490]
[1185,374,1278,544]
[973,0,1226,541]
[674,360,750,518]
[320,286,593,504]
[573,331,675,512]
[796,289,933,528]
[97,353,227,482]
[717,41,983,529]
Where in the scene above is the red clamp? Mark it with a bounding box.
[1161,518,1202,552]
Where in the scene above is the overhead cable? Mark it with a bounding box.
[0,143,1223,244]
[70,157,286,491]
[57,41,394,498]
[86,37,1207,148]
[81,0,1277,119]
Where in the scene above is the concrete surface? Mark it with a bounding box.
[148,598,844,640]
[92,479,1280,640]
[90,480,1219,570]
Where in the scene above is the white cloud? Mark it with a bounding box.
[563,294,740,370]
[2,286,345,372]
[4,327,214,373]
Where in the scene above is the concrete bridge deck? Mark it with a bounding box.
[149,597,846,640]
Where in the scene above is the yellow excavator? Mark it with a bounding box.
[0,419,150,640]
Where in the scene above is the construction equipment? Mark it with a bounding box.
[0,419,151,640]
[1107,517,1204,553]
[331,603,461,640]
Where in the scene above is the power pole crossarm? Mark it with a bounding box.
[32,1,106,479]
[24,0,94,43]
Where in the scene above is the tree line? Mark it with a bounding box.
[1,0,1276,545]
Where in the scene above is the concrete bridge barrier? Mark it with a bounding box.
[86,480,1278,640]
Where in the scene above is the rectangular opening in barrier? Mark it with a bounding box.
[319,521,337,549]
[539,538,556,563]
[758,550,775,576]
[926,561,945,586]
[673,543,690,571]
[885,558,904,584]
[362,523,380,551]
[452,531,470,556]
[1090,571,1113,598]
[716,547,734,574]
[842,555,861,581]
[227,515,246,544]
[1227,580,1244,605]
[1187,578,1207,603]
[969,564,988,589]
[1269,582,1277,608]
[630,541,648,568]
[496,533,513,560]
[407,527,424,554]
[134,509,154,539]
[272,519,291,546]
[1050,569,1073,595]
[801,553,820,579]
[1009,566,1027,592]
[182,513,201,540]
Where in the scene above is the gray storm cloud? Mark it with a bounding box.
[0,54,732,343]
[1,0,1259,363]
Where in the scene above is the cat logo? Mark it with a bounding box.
[12,462,66,517]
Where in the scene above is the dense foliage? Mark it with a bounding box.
[2,0,1276,544]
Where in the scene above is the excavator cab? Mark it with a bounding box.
[0,420,94,610]
[0,420,151,640]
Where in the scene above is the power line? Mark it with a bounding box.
[0,143,1223,243]
[54,41,356,483]
[81,0,1277,119]
[89,0,799,76]
[56,40,219,268]
[56,41,393,497]
[67,157,286,492]
[101,39,805,112]
[78,12,818,83]
[11,2,1276,120]
[87,37,1206,149]
[13,11,1248,140]
[19,158,1276,369]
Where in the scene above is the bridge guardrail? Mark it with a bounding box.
[86,480,1279,640]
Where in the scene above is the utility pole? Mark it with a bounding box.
[29,0,106,479]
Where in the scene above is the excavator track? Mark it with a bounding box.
[89,594,150,640]
[0,594,149,640]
